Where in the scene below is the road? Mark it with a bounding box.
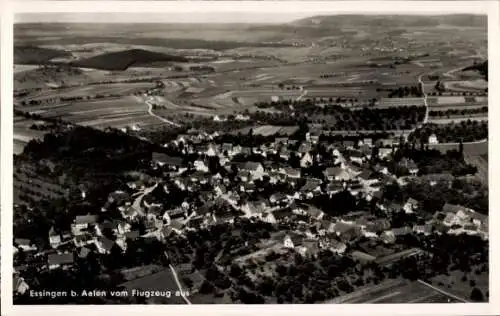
[417,279,469,303]
[163,251,192,305]
[131,182,158,216]
[169,264,192,304]
[418,73,429,125]
[145,96,181,127]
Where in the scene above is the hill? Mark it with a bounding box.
[69,48,189,71]
[14,45,72,64]
[290,14,487,28]
[463,60,488,81]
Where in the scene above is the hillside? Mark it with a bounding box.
[290,14,487,28]
[69,48,189,71]
[14,45,72,64]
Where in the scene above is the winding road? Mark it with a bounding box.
[145,96,181,127]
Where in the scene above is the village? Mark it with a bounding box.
[12,125,489,303]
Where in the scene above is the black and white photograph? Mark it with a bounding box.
[8,0,494,309]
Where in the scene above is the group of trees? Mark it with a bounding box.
[382,176,488,215]
[410,120,487,144]
[386,85,423,98]
[428,107,487,118]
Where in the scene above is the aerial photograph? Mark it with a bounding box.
[12,9,488,304]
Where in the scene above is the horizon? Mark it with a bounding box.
[15,12,487,25]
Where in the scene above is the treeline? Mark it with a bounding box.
[429,107,487,117]
[386,85,423,98]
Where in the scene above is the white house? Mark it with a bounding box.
[194,160,209,172]
[428,134,439,144]
[48,227,62,248]
[300,152,313,168]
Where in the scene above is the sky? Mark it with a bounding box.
[14,1,488,24]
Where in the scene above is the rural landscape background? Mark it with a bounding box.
[12,12,488,304]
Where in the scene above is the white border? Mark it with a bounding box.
[1,1,499,315]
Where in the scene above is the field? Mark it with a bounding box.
[117,268,187,304]
[429,267,488,302]
[18,96,170,131]
[14,16,488,134]
[324,278,462,303]
[232,125,299,136]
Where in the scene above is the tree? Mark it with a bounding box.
[470,288,484,302]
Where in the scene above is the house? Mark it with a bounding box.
[413,223,433,235]
[300,204,325,220]
[298,142,312,154]
[400,158,419,175]
[78,247,92,259]
[205,144,218,157]
[242,161,265,174]
[279,147,291,160]
[193,159,209,172]
[47,253,74,270]
[221,143,233,156]
[14,239,37,252]
[49,226,62,248]
[272,207,294,222]
[170,219,185,234]
[13,275,30,295]
[324,167,351,181]
[152,153,183,168]
[300,152,313,168]
[73,215,99,232]
[281,167,301,179]
[391,226,412,236]
[365,219,391,234]
[351,251,376,263]
[332,222,362,241]
[357,169,379,185]
[275,137,289,146]
[241,201,269,218]
[237,170,251,182]
[73,233,94,248]
[269,193,289,205]
[403,198,419,213]
[347,150,365,165]
[378,148,393,159]
[95,236,115,254]
[284,233,304,248]
[262,212,277,224]
[121,206,139,220]
[326,181,345,195]
[470,211,488,228]
[428,134,439,144]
